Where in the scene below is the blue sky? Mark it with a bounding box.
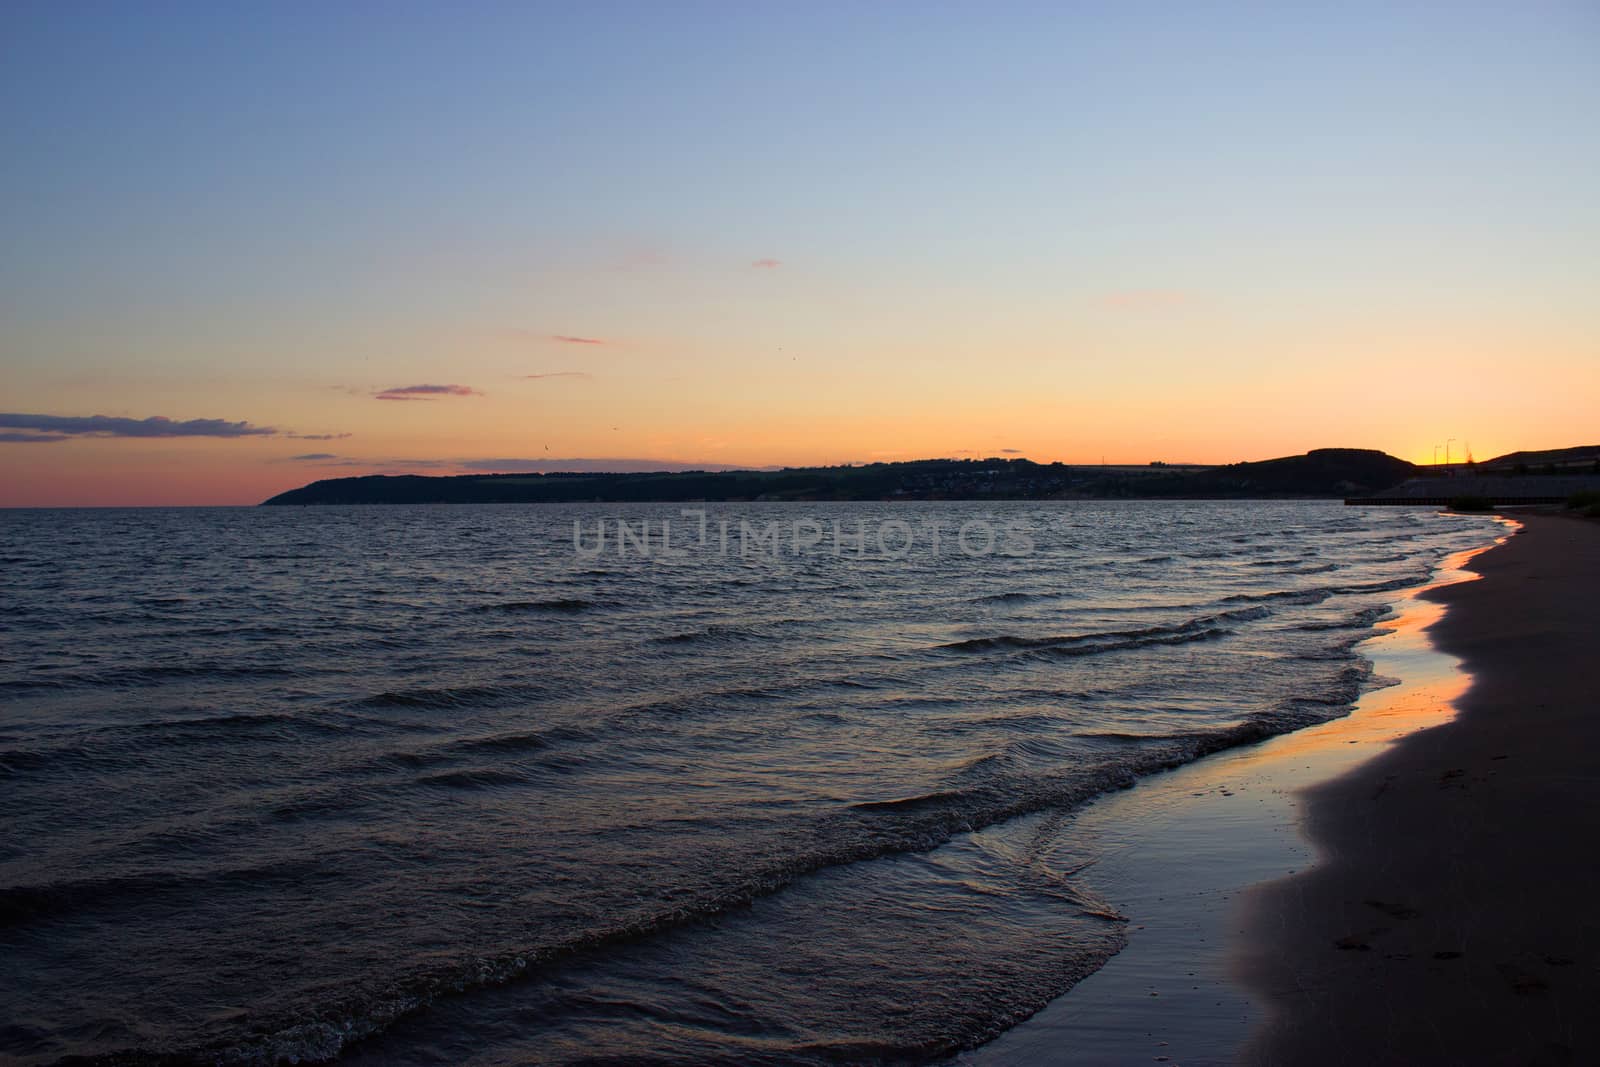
[2,1,1596,502]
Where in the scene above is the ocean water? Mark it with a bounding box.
[0,501,1498,1065]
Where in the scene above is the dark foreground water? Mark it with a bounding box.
[0,502,1497,1065]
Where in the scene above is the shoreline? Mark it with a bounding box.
[1239,512,1600,1064]
[960,514,1514,1066]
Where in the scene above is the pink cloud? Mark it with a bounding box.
[551,335,606,346]
[524,371,592,381]
[374,384,481,401]
[751,259,782,269]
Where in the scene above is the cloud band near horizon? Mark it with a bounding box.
[0,413,276,440]
[0,413,349,443]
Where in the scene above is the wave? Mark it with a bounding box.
[1220,587,1331,606]
[0,858,323,931]
[450,729,558,754]
[28,646,1393,1067]
[0,743,94,776]
[1291,605,1395,632]
[414,767,530,790]
[114,710,348,736]
[937,605,1271,656]
[1074,728,1224,743]
[0,662,300,693]
[0,712,354,778]
[970,591,1047,604]
[471,598,597,614]
[651,620,803,646]
[0,673,75,694]
[1338,574,1430,595]
[850,789,967,813]
[355,682,550,710]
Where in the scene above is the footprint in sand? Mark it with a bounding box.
[1495,962,1550,996]
[1364,898,1421,920]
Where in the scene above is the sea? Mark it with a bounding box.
[0,501,1500,1066]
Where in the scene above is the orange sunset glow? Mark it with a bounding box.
[3,4,1595,506]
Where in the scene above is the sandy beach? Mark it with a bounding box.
[1241,513,1600,1065]
[960,517,1504,1066]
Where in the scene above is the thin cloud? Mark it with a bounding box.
[0,413,278,439]
[751,259,782,269]
[0,432,65,443]
[373,384,481,401]
[550,335,606,346]
[1000,448,1023,454]
[289,453,338,461]
[524,371,592,381]
[287,432,352,440]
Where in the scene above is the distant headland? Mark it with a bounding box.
[262,448,1430,505]
[261,446,1600,506]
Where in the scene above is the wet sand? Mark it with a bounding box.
[961,523,1504,1066]
[1241,513,1600,1066]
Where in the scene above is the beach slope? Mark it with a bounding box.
[1241,514,1600,1065]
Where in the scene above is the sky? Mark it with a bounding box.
[2,1,1596,505]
